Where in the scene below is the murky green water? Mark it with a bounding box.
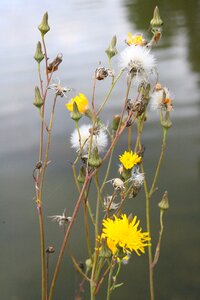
[0,0,200,299]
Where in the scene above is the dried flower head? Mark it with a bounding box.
[48,209,72,226]
[119,151,141,170]
[48,80,72,98]
[103,195,120,211]
[119,45,156,84]
[70,124,108,154]
[66,93,89,113]
[151,84,173,112]
[101,214,151,256]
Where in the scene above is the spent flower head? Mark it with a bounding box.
[151,83,173,112]
[70,124,108,154]
[48,80,72,98]
[119,150,141,170]
[101,214,151,256]
[48,209,72,226]
[66,93,89,113]
[103,195,120,211]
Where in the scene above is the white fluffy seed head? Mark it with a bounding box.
[70,124,108,154]
[119,46,156,83]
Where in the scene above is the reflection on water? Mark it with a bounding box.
[0,0,200,299]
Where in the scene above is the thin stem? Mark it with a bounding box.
[37,204,46,300]
[96,70,123,116]
[39,95,57,199]
[45,252,49,300]
[149,128,167,197]
[152,210,164,269]
[106,260,115,300]
[127,126,132,151]
[41,34,49,82]
[48,177,89,300]
[100,146,114,193]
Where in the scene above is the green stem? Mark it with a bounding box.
[38,205,46,300]
[106,261,115,300]
[96,70,123,116]
[149,128,167,197]
[48,177,89,300]
[100,146,114,193]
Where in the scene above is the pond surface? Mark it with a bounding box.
[0,0,200,299]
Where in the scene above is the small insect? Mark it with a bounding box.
[48,209,72,226]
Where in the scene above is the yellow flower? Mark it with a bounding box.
[102,214,150,256]
[65,93,89,113]
[119,150,141,170]
[126,32,144,46]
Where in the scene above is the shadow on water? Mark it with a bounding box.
[0,0,200,299]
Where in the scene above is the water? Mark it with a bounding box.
[0,0,200,299]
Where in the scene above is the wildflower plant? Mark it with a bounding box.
[33,7,171,300]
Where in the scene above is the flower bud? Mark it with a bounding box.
[150,6,163,29]
[161,111,172,129]
[88,147,102,168]
[70,102,82,121]
[85,258,93,271]
[77,166,86,184]
[38,12,50,36]
[33,86,44,108]
[34,42,44,63]
[158,191,169,210]
[99,239,112,258]
[105,35,118,60]
[112,115,120,131]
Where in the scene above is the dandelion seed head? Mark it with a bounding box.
[119,46,156,83]
[70,124,108,154]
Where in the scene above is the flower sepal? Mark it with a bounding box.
[70,102,82,121]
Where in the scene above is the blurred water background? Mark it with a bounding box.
[0,0,200,299]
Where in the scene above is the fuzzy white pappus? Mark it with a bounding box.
[119,45,156,83]
[70,124,108,154]
[151,87,173,111]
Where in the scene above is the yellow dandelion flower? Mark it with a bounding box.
[102,214,150,256]
[65,93,89,113]
[119,150,141,170]
[126,32,144,46]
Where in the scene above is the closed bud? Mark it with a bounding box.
[46,246,55,253]
[161,111,172,129]
[70,102,82,121]
[33,86,44,108]
[105,35,118,60]
[38,12,50,36]
[88,147,102,168]
[99,239,112,258]
[34,42,44,63]
[85,258,93,271]
[150,6,163,29]
[158,191,169,210]
[112,115,120,131]
[77,166,86,184]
